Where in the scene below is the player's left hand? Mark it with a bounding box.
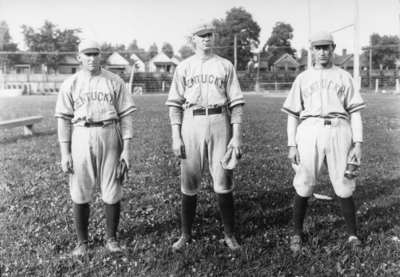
[227,135,243,159]
[119,149,132,170]
[348,142,362,165]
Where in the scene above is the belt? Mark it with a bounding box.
[324,119,332,125]
[193,107,223,116]
[83,121,104,127]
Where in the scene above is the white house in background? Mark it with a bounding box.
[105,52,131,74]
[148,52,178,73]
[129,52,150,72]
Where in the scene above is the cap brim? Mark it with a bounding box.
[81,48,101,54]
[311,40,334,46]
[194,29,216,36]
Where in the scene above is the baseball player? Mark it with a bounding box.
[55,38,136,256]
[282,31,365,255]
[166,20,245,252]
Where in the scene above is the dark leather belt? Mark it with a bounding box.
[324,119,332,125]
[193,107,222,116]
[84,121,104,127]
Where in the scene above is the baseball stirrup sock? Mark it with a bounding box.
[73,202,90,242]
[181,193,197,236]
[339,196,357,237]
[217,192,235,236]
[105,201,121,240]
[293,193,309,237]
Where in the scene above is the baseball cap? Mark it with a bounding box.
[310,31,334,46]
[192,20,216,36]
[78,39,101,54]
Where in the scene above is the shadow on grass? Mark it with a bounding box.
[0,130,56,145]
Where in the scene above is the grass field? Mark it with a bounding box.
[0,93,399,277]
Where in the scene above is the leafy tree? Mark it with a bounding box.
[362,33,399,69]
[0,21,20,72]
[178,44,195,60]
[21,20,81,73]
[162,42,174,59]
[212,7,261,70]
[300,48,308,58]
[148,42,158,59]
[263,22,296,63]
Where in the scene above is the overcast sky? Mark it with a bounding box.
[0,0,398,56]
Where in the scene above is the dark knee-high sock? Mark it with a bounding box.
[339,196,357,237]
[293,193,309,237]
[73,202,90,242]
[181,193,197,236]
[105,201,121,240]
[217,192,235,236]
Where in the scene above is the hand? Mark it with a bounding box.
[348,142,362,165]
[61,153,73,174]
[119,149,132,169]
[288,146,300,165]
[173,137,186,159]
[227,135,243,159]
[116,160,128,181]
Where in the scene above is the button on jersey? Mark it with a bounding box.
[282,65,365,119]
[55,69,136,123]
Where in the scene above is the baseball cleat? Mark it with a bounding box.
[348,236,363,252]
[172,234,191,252]
[290,236,302,256]
[71,240,88,256]
[224,234,241,251]
[105,237,123,253]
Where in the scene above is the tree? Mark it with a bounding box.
[178,44,195,60]
[0,21,20,72]
[263,22,296,63]
[362,33,399,69]
[300,48,308,58]
[212,7,261,70]
[148,42,158,59]
[162,42,174,59]
[21,20,81,73]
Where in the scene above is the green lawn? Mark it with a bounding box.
[0,93,399,276]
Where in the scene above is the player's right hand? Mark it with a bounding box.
[288,146,300,165]
[61,154,74,174]
[173,138,186,159]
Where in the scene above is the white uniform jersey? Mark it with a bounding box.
[55,69,136,123]
[166,54,245,109]
[282,65,365,119]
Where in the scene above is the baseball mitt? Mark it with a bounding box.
[117,160,129,184]
[221,147,239,170]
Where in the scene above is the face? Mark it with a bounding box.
[77,52,101,73]
[192,33,214,52]
[311,44,335,67]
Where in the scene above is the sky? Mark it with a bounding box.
[0,0,399,56]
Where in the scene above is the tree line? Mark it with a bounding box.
[0,6,399,73]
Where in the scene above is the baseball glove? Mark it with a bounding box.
[344,156,360,179]
[117,160,129,184]
[221,147,239,170]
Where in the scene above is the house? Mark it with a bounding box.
[148,52,177,73]
[104,52,132,75]
[299,49,368,70]
[257,52,299,71]
[57,55,81,74]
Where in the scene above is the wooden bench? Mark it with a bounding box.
[0,116,43,135]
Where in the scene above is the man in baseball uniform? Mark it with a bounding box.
[55,39,136,256]
[282,31,365,255]
[166,20,245,252]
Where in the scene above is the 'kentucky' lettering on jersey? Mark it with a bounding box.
[186,74,225,89]
[74,91,114,109]
[302,80,344,99]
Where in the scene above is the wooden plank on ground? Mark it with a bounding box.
[0,116,43,130]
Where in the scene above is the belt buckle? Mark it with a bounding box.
[324,119,331,125]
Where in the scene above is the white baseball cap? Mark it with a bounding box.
[311,31,334,46]
[192,20,216,36]
[78,39,101,54]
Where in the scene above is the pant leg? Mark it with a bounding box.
[293,119,325,197]
[180,113,206,195]
[208,111,234,194]
[70,126,96,204]
[325,119,355,198]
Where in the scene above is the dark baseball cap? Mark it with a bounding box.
[78,39,101,54]
[311,31,334,46]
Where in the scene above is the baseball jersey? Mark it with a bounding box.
[55,69,136,123]
[166,54,245,109]
[282,65,365,120]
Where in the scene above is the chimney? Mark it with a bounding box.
[342,49,347,56]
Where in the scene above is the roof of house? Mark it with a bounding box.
[272,53,300,68]
[150,52,175,65]
[106,52,130,66]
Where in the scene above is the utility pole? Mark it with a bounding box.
[307,0,312,69]
[354,0,360,92]
[234,33,237,70]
